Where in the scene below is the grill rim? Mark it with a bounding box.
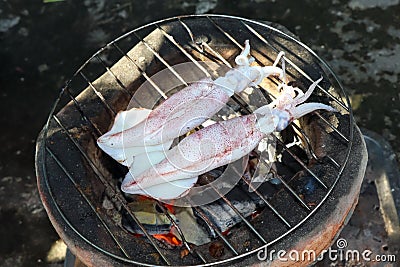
[35,14,355,266]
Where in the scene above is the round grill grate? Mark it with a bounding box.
[36,15,356,266]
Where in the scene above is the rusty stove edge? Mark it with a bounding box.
[246,124,368,267]
[35,129,116,267]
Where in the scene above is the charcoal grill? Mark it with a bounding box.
[35,15,367,266]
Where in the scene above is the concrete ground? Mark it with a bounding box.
[1,0,399,266]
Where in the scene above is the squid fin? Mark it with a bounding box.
[98,107,171,166]
[108,108,151,135]
[98,138,172,167]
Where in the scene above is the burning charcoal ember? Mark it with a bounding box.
[180,248,190,259]
[152,233,182,248]
[122,199,176,235]
[122,197,211,246]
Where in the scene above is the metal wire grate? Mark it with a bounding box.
[36,15,354,266]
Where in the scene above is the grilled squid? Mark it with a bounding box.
[97,40,283,167]
[121,77,336,200]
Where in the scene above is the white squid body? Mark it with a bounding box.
[121,77,337,200]
[97,40,283,167]
[121,114,273,199]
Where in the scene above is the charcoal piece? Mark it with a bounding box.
[121,210,173,235]
[172,207,211,246]
[193,184,272,235]
[121,199,176,235]
[197,199,257,233]
[201,200,256,233]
